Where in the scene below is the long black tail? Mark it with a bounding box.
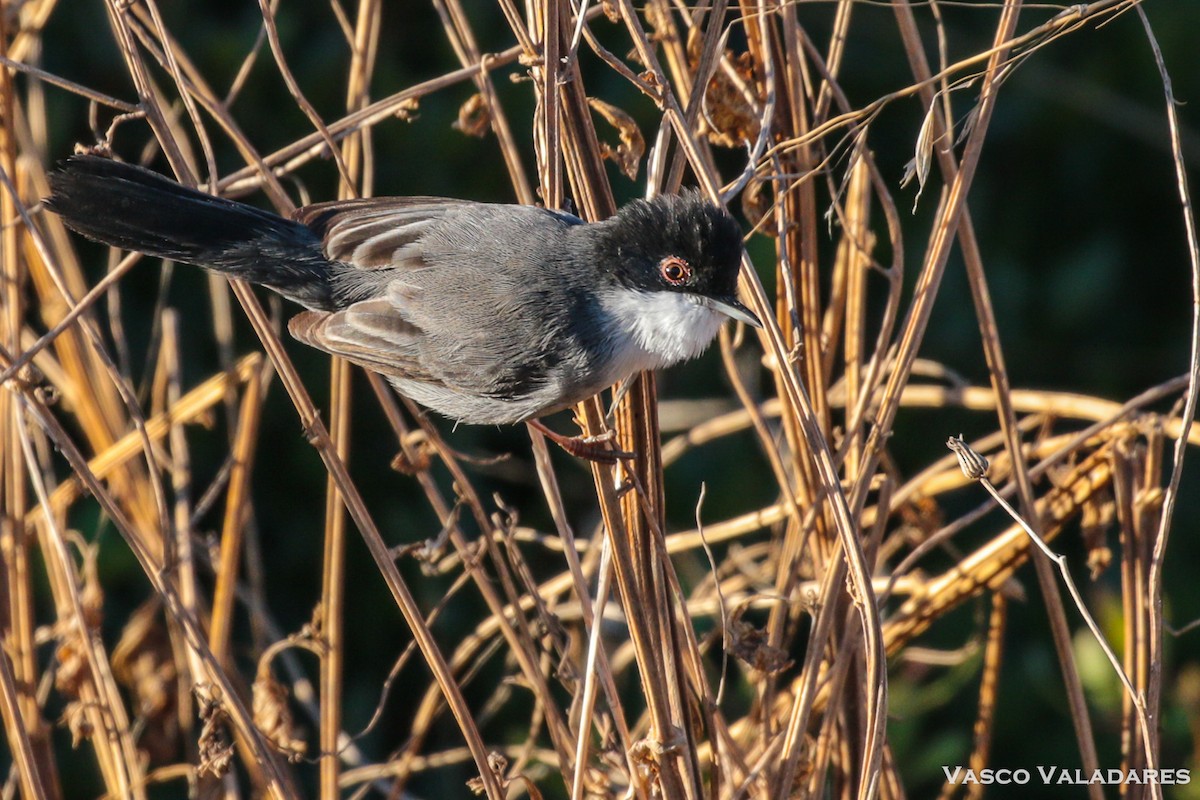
[46,155,336,309]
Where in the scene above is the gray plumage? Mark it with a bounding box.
[47,155,757,425]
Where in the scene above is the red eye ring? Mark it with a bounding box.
[659,256,691,286]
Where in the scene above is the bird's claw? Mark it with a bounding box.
[529,420,634,463]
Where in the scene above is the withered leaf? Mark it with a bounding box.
[54,638,89,698]
[1081,486,1115,579]
[588,97,645,181]
[112,600,175,720]
[61,701,94,748]
[740,176,775,236]
[697,47,761,149]
[729,616,792,675]
[453,93,491,138]
[393,97,420,122]
[390,429,433,474]
[112,599,179,762]
[79,545,104,631]
[902,101,938,211]
[252,667,307,762]
[196,685,234,778]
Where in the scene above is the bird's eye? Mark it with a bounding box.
[659,256,691,286]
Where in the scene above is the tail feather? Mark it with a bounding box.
[46,155,336,309]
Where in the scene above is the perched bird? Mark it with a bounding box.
[46,155,759,458]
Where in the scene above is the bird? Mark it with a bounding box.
[45,155,760,460]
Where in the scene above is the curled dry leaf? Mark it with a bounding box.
[897,496,945,541]
[112,600,175,719]
[393,97,420,122]
[74,140,114,158]
[687,27,761,149]
[79,544,104,631]
[390,429,433,474]
[112,598,179,762]
[1081,485,1115,579]
[628,738,663,783]
[34,383,61,406]
[11,361,44,389]
[783,734,818,795]
[629,730,686,785]
[728,608,792,675]
[468,751,508,796]
[61,701,94,748]
[587,97,644,181]
[453,93,491,138]
[466,752,546,799]
[54,637,89,698]
[487,751,509,773]
[704,69,761,148]
[740,176,775,236]
[196,685,235,778]
[644,0,670,39]
[576,764,613,799]
[252,666,307,763]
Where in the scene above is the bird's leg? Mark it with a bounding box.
[528,419,634,464]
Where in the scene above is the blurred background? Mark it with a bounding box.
[9,1,1200,797]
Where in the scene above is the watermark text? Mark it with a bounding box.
[942,766,1190,786]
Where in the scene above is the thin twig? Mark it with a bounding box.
[947,436,1159,795]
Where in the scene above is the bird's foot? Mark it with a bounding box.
[528,420,634,464]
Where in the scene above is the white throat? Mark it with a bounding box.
[598,289,726,378]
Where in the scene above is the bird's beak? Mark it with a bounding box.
[706,295,763,329]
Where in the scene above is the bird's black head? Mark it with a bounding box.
[592,191,747,307]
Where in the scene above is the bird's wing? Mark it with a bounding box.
[288,299,443,385]
[294,197,583,269]
[290,274,560,402]
[289,199,585,404]
[294,197,464,269]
